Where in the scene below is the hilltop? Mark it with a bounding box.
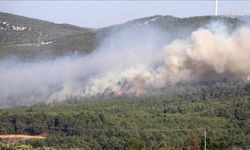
[0,12,245,60]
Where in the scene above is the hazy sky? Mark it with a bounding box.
[0,1,250,28]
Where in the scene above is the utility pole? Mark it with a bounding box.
[215,0,218,16]
[204,130,207,150]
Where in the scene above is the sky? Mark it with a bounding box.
[0,1,250,28]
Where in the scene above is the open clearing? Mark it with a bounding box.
[0,134,45,140]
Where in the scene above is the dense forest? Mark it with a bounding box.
[0,80,250,149]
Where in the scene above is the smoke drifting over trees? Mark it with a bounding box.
[0,22,250,107]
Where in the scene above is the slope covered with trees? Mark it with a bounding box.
[0,80,249,149]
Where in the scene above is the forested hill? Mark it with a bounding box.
[0,12,244,60]
[0,80,250,149]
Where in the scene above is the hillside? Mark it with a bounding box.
[97,15,242,41]
[0,12,91,45]
[0,81,249,149]
[0,12,245,60]
[0,12,97,59]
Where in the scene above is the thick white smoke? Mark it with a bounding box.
[165,25,250,82]
[83,23,250,96]
[0,23,250,107]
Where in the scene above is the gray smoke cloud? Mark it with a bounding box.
[0,23,250,107]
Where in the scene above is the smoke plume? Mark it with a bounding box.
[0,23,250,107]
